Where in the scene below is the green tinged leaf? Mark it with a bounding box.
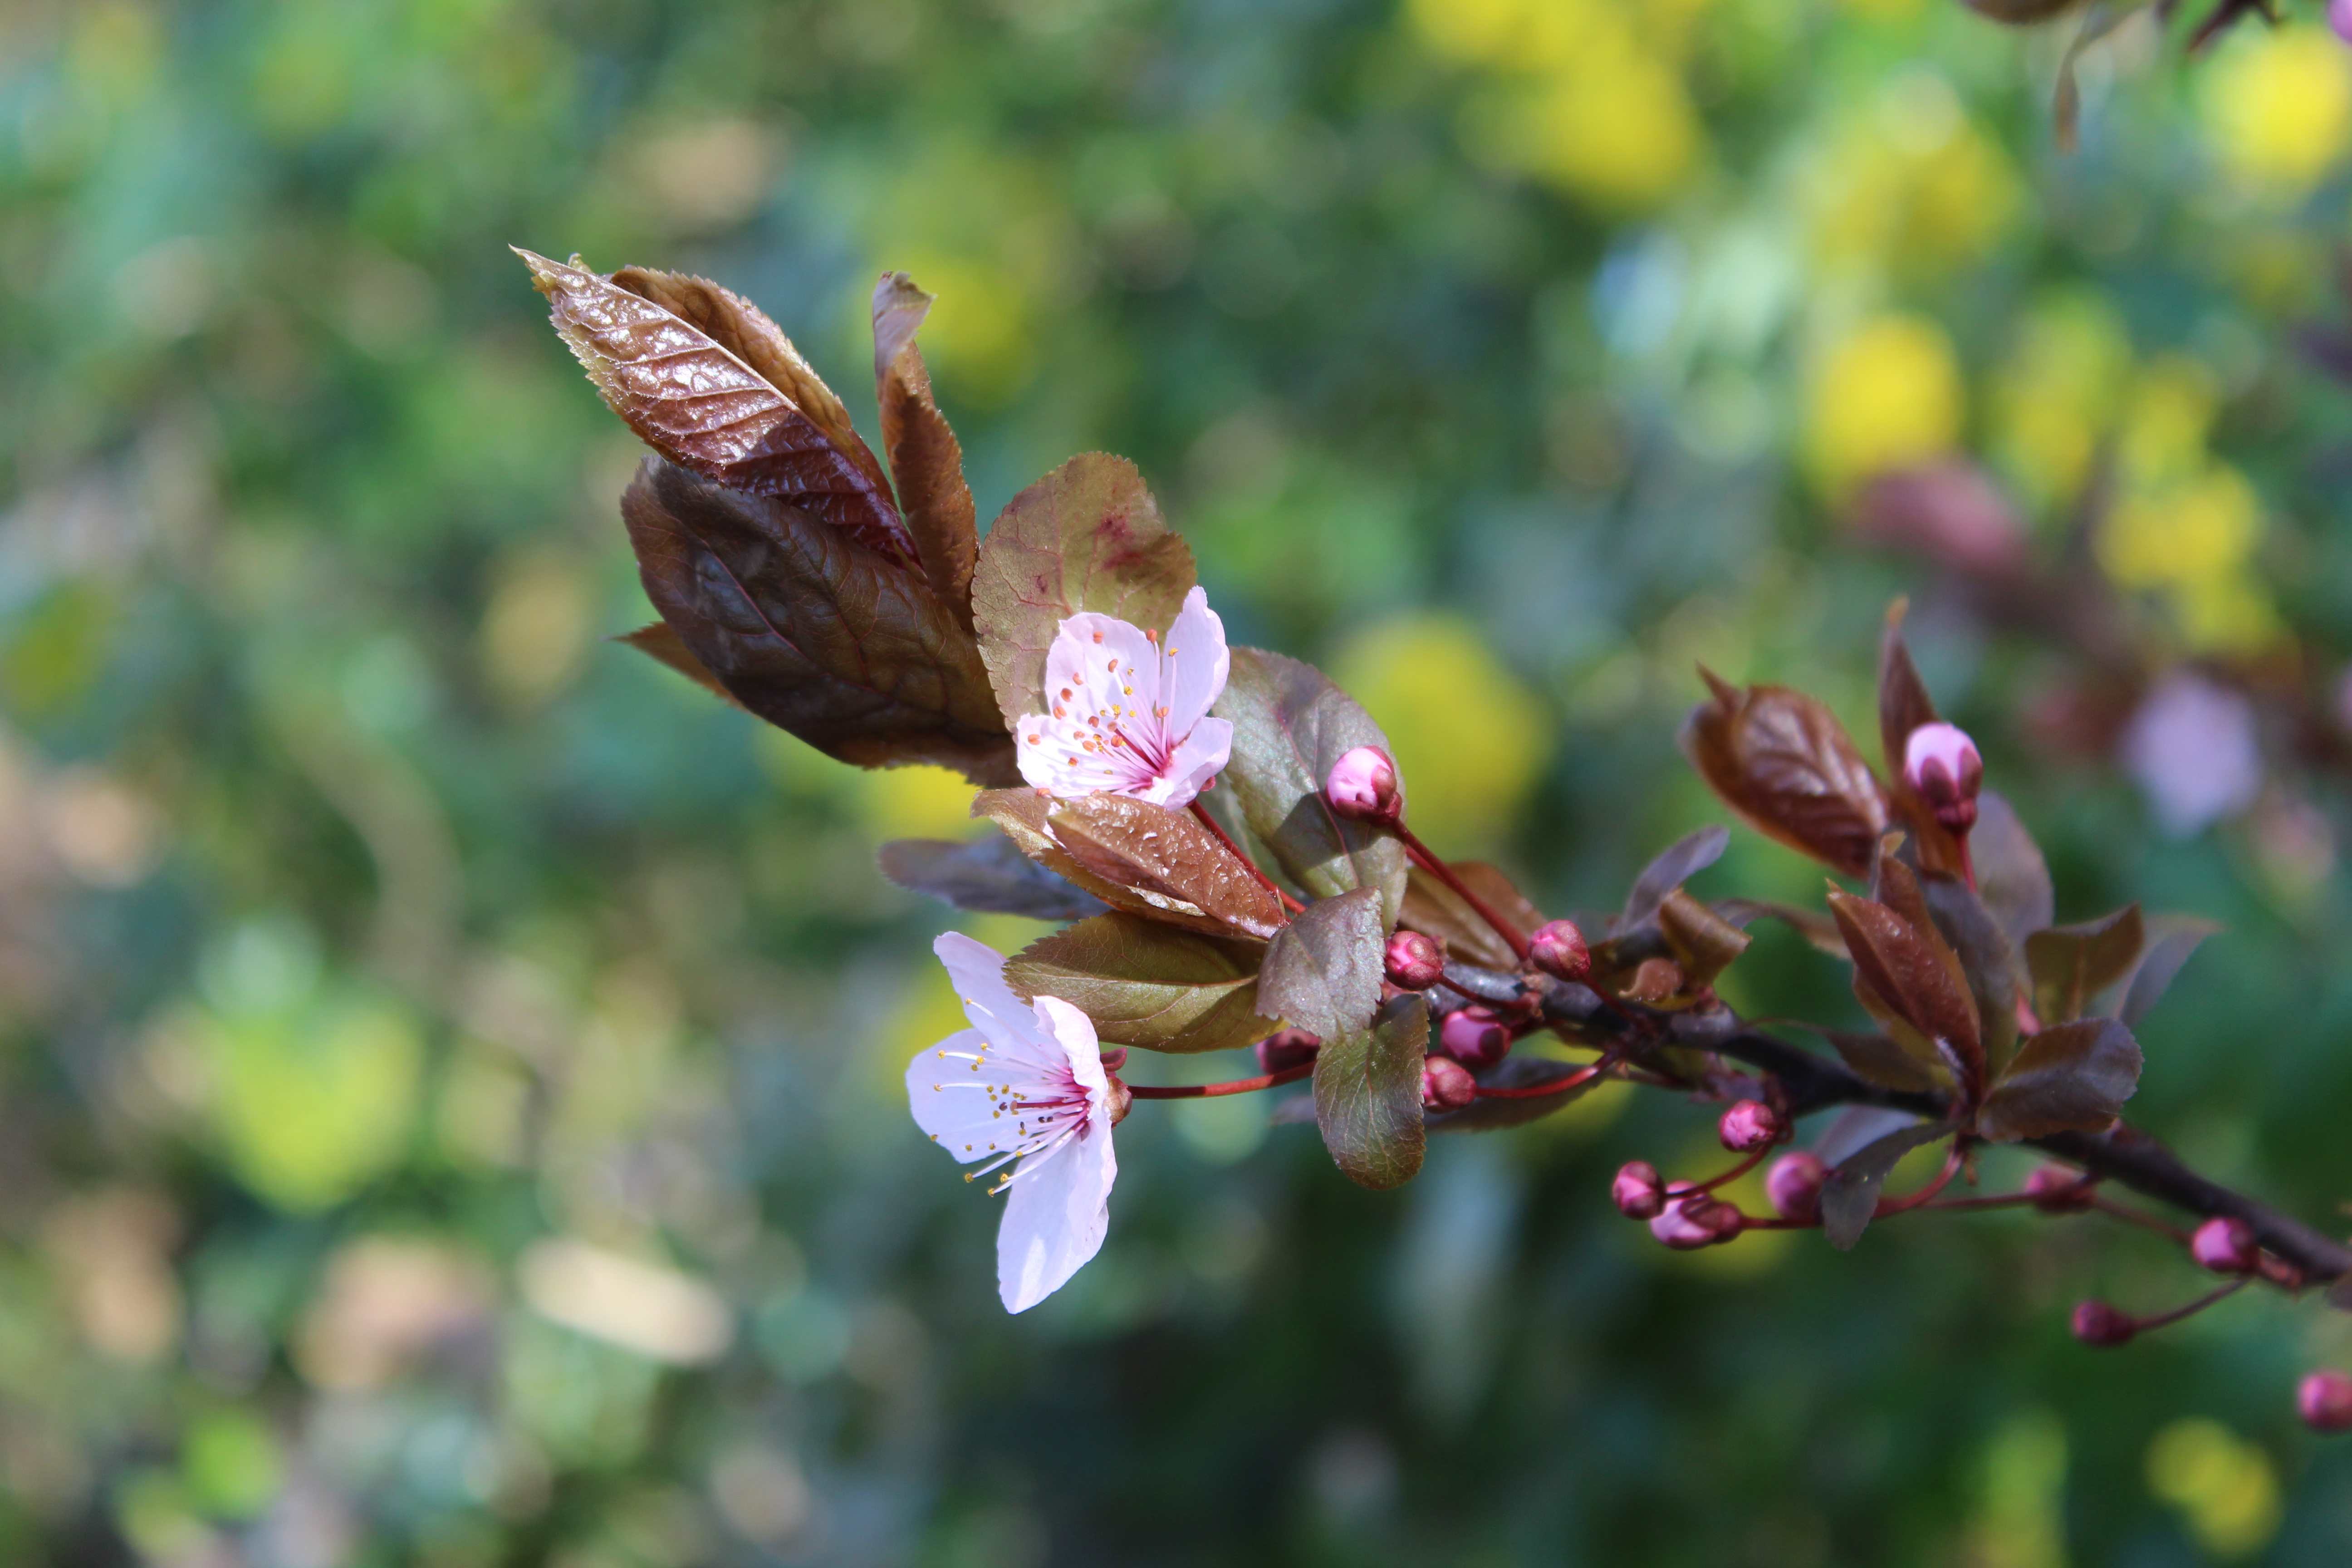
[1257,887,1385,1042]
[1656,888,1749,988]
[1312,991,1428,1190]
[1047,793,1287,939]
[969,453,1196,730]
[1821,1122,1951,1250]
[877,832,1108,921]
[1005,915,1274,1053]
[1826,1029,1941,1093]
[2025,906,2145,1025]
[622,458,1014,781]
[872,271,978,634]
[1971,790,2054,946]
[1399,860,1544,971]
[1975,1018,2141,1141]
[1210,648,1410,927]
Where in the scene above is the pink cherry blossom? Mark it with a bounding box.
[1014,587,1234,809]
[906,933,1119,1313]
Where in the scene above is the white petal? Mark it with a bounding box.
[906,1028,1034,1161]
[1137,717,1232,810]
[1160,587,1230,738]
[1044,613,1162,731]
[1033,994,1107,1101]
[995,1115,1116,1313]
[932,933,1051,1058]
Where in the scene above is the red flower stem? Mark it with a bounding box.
[1875,1148,1964,1219]
[1670,1145,1771,1196]
[1189,800,1304,914]
[2087,1195,2193,1245]
[1923,1191,2048,1213]
[1473,1063,1603,1100]
[1392,824,1529,960]
[2128,1276,2249,1335]
[1126,1061,1314,1099]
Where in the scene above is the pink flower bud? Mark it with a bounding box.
[1718,1099,1783,1154]
[1612,1161,1666,1220]
[2025,1166,2093,1213]
[1903,721,1984,834]
[1438,1005,1511,1068]
[1765,1152,1828,1223]
[2189,1216,2259,1276]
[1528,919,1592,984]
[1649,1194,1742,1250]
[2070,1299,2136,1348]
[1421,1054,1477,1112]
[1385,930,1447,991]
[1324,746,1402,824]
[2299,1370,2352,1434]
[1254,1029,1320,1074]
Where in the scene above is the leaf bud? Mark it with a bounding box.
[1385,930,1447,991]
[1718,1099,1783,1153]
[2025,1166,2094,1212]
[1528,919,1592,984]
[1420,1054,1477,1112]
[1612,1161,1667,1220]
[1324,746,1402,825]
[1765,1152,1828,1223]
[2070,1299,2136,1348]
[1437,1004,1511,1069]
[2189,1216,2259,1276]
[2298,1370,2352,1434]
[1902,721,1984,834]
[1254,1029,1320,1075]
[1649,1194,1742,1250]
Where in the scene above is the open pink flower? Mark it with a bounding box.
[1014,587,1233,808]
[906,933,1119,1313]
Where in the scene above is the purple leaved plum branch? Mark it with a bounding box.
[519,250,2352,1433]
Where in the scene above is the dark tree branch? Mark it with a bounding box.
[1444,960,2352,1293]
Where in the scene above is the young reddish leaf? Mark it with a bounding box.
[1400,861,1544,971]
[1712,898,1849,958]
[1821,1121,1953,1250]
[877,832,1108,921]
[1004,914,1274,1054]
[974,789,1227,936]
[618,622,738,706]
[1971,789,2054,946]
[1656,889,1750,988]
[1258,887,1385,1042]
[970,453,1196,730]
[1827,889,1982,1096]
[518,250,911,562]
[622,459,1014,781]
[1921,874,2022,1076]
[2025,905,2145,1025]
[1312,990,1428,1191]
[2115,916,2220,1027]
[1620,824,1730,931]
[1210,649,1410,927]
[1975,1018,2141,1142]
[1046,794,1286,940]
[872,272,977,634]
[1680,676,1888,879]
[1876,603,1966,878]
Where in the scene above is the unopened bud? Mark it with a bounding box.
[1612,1161,1666,1220]
[1765,1152,1828,1223]
[1105,1074,1133,1127]
[2190,1216,2259,1276]
[2299,1370,2352,1434]
[1385,930,1447,991]
[1438,1005,1511,1069]
[2025,1166,2093,1212]
[1718,1099,1783,1154]
[1650,1194,1742,1250]
[1421,1054,1477,1112]
[1903,721,1984,834]
[1254,1029,1320,1075]
[1324,746,1402,824]
[2070,1299,2136,1348]
[1528,919,1592,984]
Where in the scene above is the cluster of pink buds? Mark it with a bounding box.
[1608,1100,1797,1252]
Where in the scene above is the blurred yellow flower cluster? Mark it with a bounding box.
[2146,1417,2283,1558]
[1407,0,1709,210]
[2200,26,2352,196]
[1804,313,1963,497]
[1803,72,2020,285]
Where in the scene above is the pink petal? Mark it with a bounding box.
[1136,717,1232,809]
[933,932,1048,1056]
[1034,995,1108,1100]
[1160,587,1230,738]
[1045,613,1162,729]
[995,1112,1116,1313]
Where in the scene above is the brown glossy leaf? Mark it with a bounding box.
[1046,793,1285,940]
[1005,914,1274,1054]
[2025,905,2145,1025]
[1821,1121,1953,1250]
[519,250,910,561]
[970,453,1196,730]
[1921,874,2022,1076]
[1877,603,1965,878]
[1972,790,2054,946]
[1258,887,1385,1044]
[1620,825,1730,931]
[1401,861,1544,971]
[1975,1018,2141,1142]
[1656,889,1749,988]
[1681,674,1888,878]
[1827,889,1981,1097]
[872,271,977,635]
[618,622,737,706]
[877,832,1108,921]
[974,789,1229,937]
[1313,990,1427,1190]
[622,458,1014,780]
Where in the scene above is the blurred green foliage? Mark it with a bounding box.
[7,0,2352,1563]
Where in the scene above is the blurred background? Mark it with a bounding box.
[6,0,2352,1561]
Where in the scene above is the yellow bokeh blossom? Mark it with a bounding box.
[1808,78,2019,284]
[2202,26,2352,195]
[1804,314,1963,495]
[1990,290,2133,510]
[861,764,984,842]
[2146,1419,2283,1559]
[1332,613,1547,850]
